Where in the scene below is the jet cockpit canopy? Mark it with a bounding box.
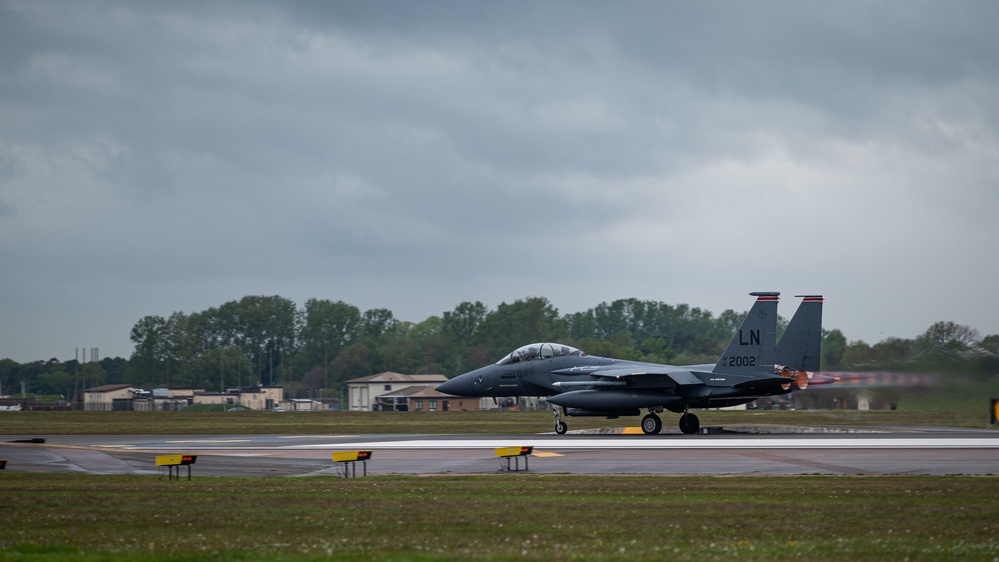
[496,343,584,365]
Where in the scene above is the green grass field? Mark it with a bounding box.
[2,473,998,561]
[3,378,997,436]
[0,405,996,437]
[3,393,998,560]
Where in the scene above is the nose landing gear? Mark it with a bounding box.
[553,405,568,434]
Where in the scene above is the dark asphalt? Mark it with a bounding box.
[2,427,997,477]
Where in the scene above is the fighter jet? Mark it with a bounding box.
[436,293,828,435]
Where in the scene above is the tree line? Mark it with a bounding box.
[2,295,997,401]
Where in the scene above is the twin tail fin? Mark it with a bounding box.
[713,292,778,375]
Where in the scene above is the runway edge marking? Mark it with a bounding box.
[287,437,999,450]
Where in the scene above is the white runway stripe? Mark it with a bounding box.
[287,437,999,450]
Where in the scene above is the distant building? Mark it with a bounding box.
[346,372,447,411]
[232,386,283,410]
[284,398,323,411]
[134,387,200,411]
[82,385,285,411]
[83,384,134,411]
[191,391,235,408]
[192,386,284,411]
[376,385,483,412]
[83,385,202,411]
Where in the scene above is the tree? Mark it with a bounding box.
[409,316,448,374]
[299,299,362,370]
[473,297,566,359]
[714,310,745,341]
[565,309,598,340]
[101,357,128,385]
[361,308,396,343]
[377,321,419,374]
[639,336,674,363]
[821,329,847,369]
[128,315,168,385]
[917,321,980,352]
[215,296,298,385]
[442,301,487,373]
[0,358,19,396]
[566,299,738,359]
[300,366,327,398]
[35,370,72,398]
[840,340,873,367]
[443,302,487,345]
[330,342,373,388]
[130,315,168,358]
[980,334,999,374]
[582,332,643,361]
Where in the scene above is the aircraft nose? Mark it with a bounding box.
[436,373,471,396]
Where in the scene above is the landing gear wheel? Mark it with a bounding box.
[641,413,662,435]
[553,405,568,435]
[679,413,700,435]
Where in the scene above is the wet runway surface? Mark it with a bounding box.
[3,427,998,477]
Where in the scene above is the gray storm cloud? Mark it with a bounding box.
[2,0,998,361]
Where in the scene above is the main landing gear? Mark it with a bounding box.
[553,405,701,435]
[678,411,700,435]
[641,412,662,435]
[642,408,700,435]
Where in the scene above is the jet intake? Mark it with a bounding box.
[548,389,678,411]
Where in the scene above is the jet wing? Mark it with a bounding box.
[559,365,703,387]
[581,366,794,389]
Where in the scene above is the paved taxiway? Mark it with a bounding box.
[3,427,997,477]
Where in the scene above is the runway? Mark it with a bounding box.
[3,427,998,477]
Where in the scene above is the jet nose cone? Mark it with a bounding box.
[436,375,469,396]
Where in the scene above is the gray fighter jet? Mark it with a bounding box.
[436,293,827,435]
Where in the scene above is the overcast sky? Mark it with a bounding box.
[2,1,998,363]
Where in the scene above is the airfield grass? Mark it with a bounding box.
[2,473,998,561]
[0,406,995,437]
[3,387,998,560]
[3,378,997,435]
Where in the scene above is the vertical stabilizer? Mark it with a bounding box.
[713,292,779,374]
[775,295,823,371]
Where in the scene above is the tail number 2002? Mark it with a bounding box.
[723,356,756,367]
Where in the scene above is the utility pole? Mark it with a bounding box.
[74,348,79,408]
[92,347,99,388]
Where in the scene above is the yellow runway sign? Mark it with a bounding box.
[495,446,533,471]
[332,450,373,477]
[155,454,197,480]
